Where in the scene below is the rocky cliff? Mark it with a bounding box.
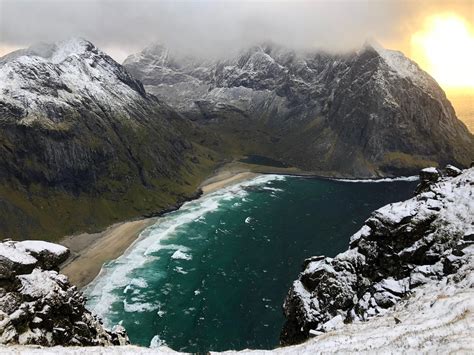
[0,38,218,240]
[124,42,474,177]
[280,165,473,345]
[0,240,128,346]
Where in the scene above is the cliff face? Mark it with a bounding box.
[280,166,474,345]
[0,240,128,346]
[124,42,474,177]
[0,38,218,240]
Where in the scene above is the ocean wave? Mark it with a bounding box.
[174,266,188,274]
[335,176,418,183]
[123,299,161,313]
[85,173,287,324]
[262,186,284,192]
[171,250,192,260]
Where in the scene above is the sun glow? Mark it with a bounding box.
[411,13,474,89]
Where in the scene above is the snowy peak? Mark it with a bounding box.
[360,40,438,93]
[49,38,96,64]
[123,42,171,68]
[0,38,96,66]
[0,38,148,123]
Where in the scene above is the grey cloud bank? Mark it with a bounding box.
[0,0,473,62]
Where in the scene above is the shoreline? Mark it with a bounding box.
[59,161,290,289]
[59,160,419,289]
[60,218,158,288]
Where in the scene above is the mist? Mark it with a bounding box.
[0,0,473,62]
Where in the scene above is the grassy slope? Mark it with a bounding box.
[0,142,220,241]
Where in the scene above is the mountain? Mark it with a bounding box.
[124,42,474,177]
[1,38,472,240]
[0,38,219,240]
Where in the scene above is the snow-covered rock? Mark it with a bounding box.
[281,166,474,345]
[0,38,148,124]
[14,241,69,270]
[0,240,128,346]
[0,258,472,352]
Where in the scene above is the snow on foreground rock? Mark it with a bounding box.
[280,166,474,346]
[2,263,473,354]
[0,167,472,354]
[0,240,128,346]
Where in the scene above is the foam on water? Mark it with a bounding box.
[335,175,418,183]
[85,174,287,323]
[171,250,192,260]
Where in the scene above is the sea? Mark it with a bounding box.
[85,173,418,352]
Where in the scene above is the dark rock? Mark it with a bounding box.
[445,164,462,177]
[415,167,440,194]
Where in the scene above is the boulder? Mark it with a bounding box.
[445,164,462,177]
[15,241,70,270]
[0,244,37,279]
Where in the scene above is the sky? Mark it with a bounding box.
[0,0,473,63]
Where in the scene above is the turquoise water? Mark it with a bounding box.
[85,175,417,352]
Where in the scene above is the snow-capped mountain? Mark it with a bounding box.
[0,38,150,124]
[124,41,474,177]
[0,38,211,240]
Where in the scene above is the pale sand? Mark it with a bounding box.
[60,218,157,288]
[200,171,260,194]
[59,159,315,289]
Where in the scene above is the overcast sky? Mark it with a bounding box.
[0,0,473,62]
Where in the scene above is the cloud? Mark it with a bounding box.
[0,0,473,62]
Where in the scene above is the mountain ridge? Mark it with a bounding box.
[124,41,473,177]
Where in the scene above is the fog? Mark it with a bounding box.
[0,0,472,62]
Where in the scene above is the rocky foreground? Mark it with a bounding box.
[0,167,472,353]
[281,165,474,346]
[0,240,128,346]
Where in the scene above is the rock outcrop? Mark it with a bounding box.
[124,42,474,177]
[280,166,474,345]
[0,240,128,346]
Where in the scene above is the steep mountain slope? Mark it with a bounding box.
[0,39,218,240]
[124,42,473,177]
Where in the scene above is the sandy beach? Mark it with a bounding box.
[60,218,158,288]
[59,159,310,289]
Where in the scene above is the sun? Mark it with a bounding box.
[411,13,474,89]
